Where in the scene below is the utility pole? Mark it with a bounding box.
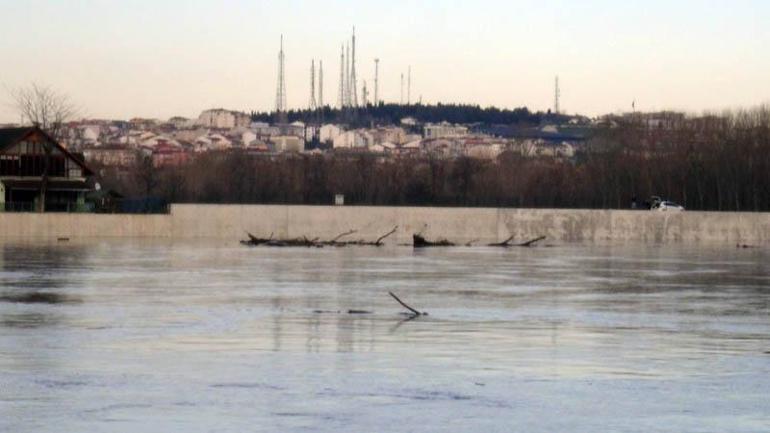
[362,80,368,106]
[400,73,404,105]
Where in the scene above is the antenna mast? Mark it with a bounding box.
[338,45,345,108]
[374,58,380,106]
[275,35,287,119]
[407,66,411,105]
[318,60,324,108]
[309,59,317,110]
[345,42,351,107]
[554,75,560,115]
[350,27,358,107]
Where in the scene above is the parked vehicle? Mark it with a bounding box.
[651,200,685,211]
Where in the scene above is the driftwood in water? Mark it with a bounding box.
[374,226,399,246]
[488,236,515,247]
[269,237,322,248]
[325,226,399,247]
[517,236,547,247]
[413,234,455,247]
[737,243,758,249]
[241,232,322,248]
[309,291,427,319]
[488,235,547,247]
[241,227,399,248]
[312,309,374,315]
[389,291,428,316]
[329,230,358,243]
[240,232,273,246]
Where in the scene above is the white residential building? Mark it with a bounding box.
[319,124,343,143]
[197,109,251,129]
[272,136,304,152]
[241,131,258,147]
[424,122,469,139]
[81,125,101,144]
[333,131,367,149]
[168,116,194,129]
[372,127,407,145]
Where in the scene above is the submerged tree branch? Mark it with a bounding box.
[375,226,398,246]
[388,291,427,316]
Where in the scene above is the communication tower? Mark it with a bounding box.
[350,27,358,107]
[554,76,561,114]
[309,59,317,110]
[275,35,287,117]
[374,58,380,106]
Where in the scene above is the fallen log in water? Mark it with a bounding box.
[517,236,547,247]
[241,232,323,248]
[322,226,399,247]
[488,235,547,247]
[327,230,358,243]
[374,226,399,246]
[241,227,399,248]
[312,309,374,315]
[488,236,515,247]
[737,243,759,249]
[413,234,455,247]
[240,232,273,246]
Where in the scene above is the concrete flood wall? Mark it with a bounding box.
[0,212,171,239]
[0,204,768,245]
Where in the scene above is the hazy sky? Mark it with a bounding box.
[1,0,768,122]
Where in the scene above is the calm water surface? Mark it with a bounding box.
[0,241,768,432]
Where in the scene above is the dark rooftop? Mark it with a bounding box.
[0,127,34,149]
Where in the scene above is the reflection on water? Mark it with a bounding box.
[0,240,768,433]
[0,292,78,304]
[1,312,62,329]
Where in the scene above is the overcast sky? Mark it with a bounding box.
[1,0,768,122]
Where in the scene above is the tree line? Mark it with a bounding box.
[100,106,770,212]
[250,103,548,128]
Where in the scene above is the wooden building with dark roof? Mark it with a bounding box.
[0,126,94,212]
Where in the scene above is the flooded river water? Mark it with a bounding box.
[1,241,768,432]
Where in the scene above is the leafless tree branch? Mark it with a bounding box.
[10,83,78,140]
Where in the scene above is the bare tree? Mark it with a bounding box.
[132,151,159,199]
[11,83,77,139]
[10,84,78,212]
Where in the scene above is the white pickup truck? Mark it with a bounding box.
[650,198,685,211]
